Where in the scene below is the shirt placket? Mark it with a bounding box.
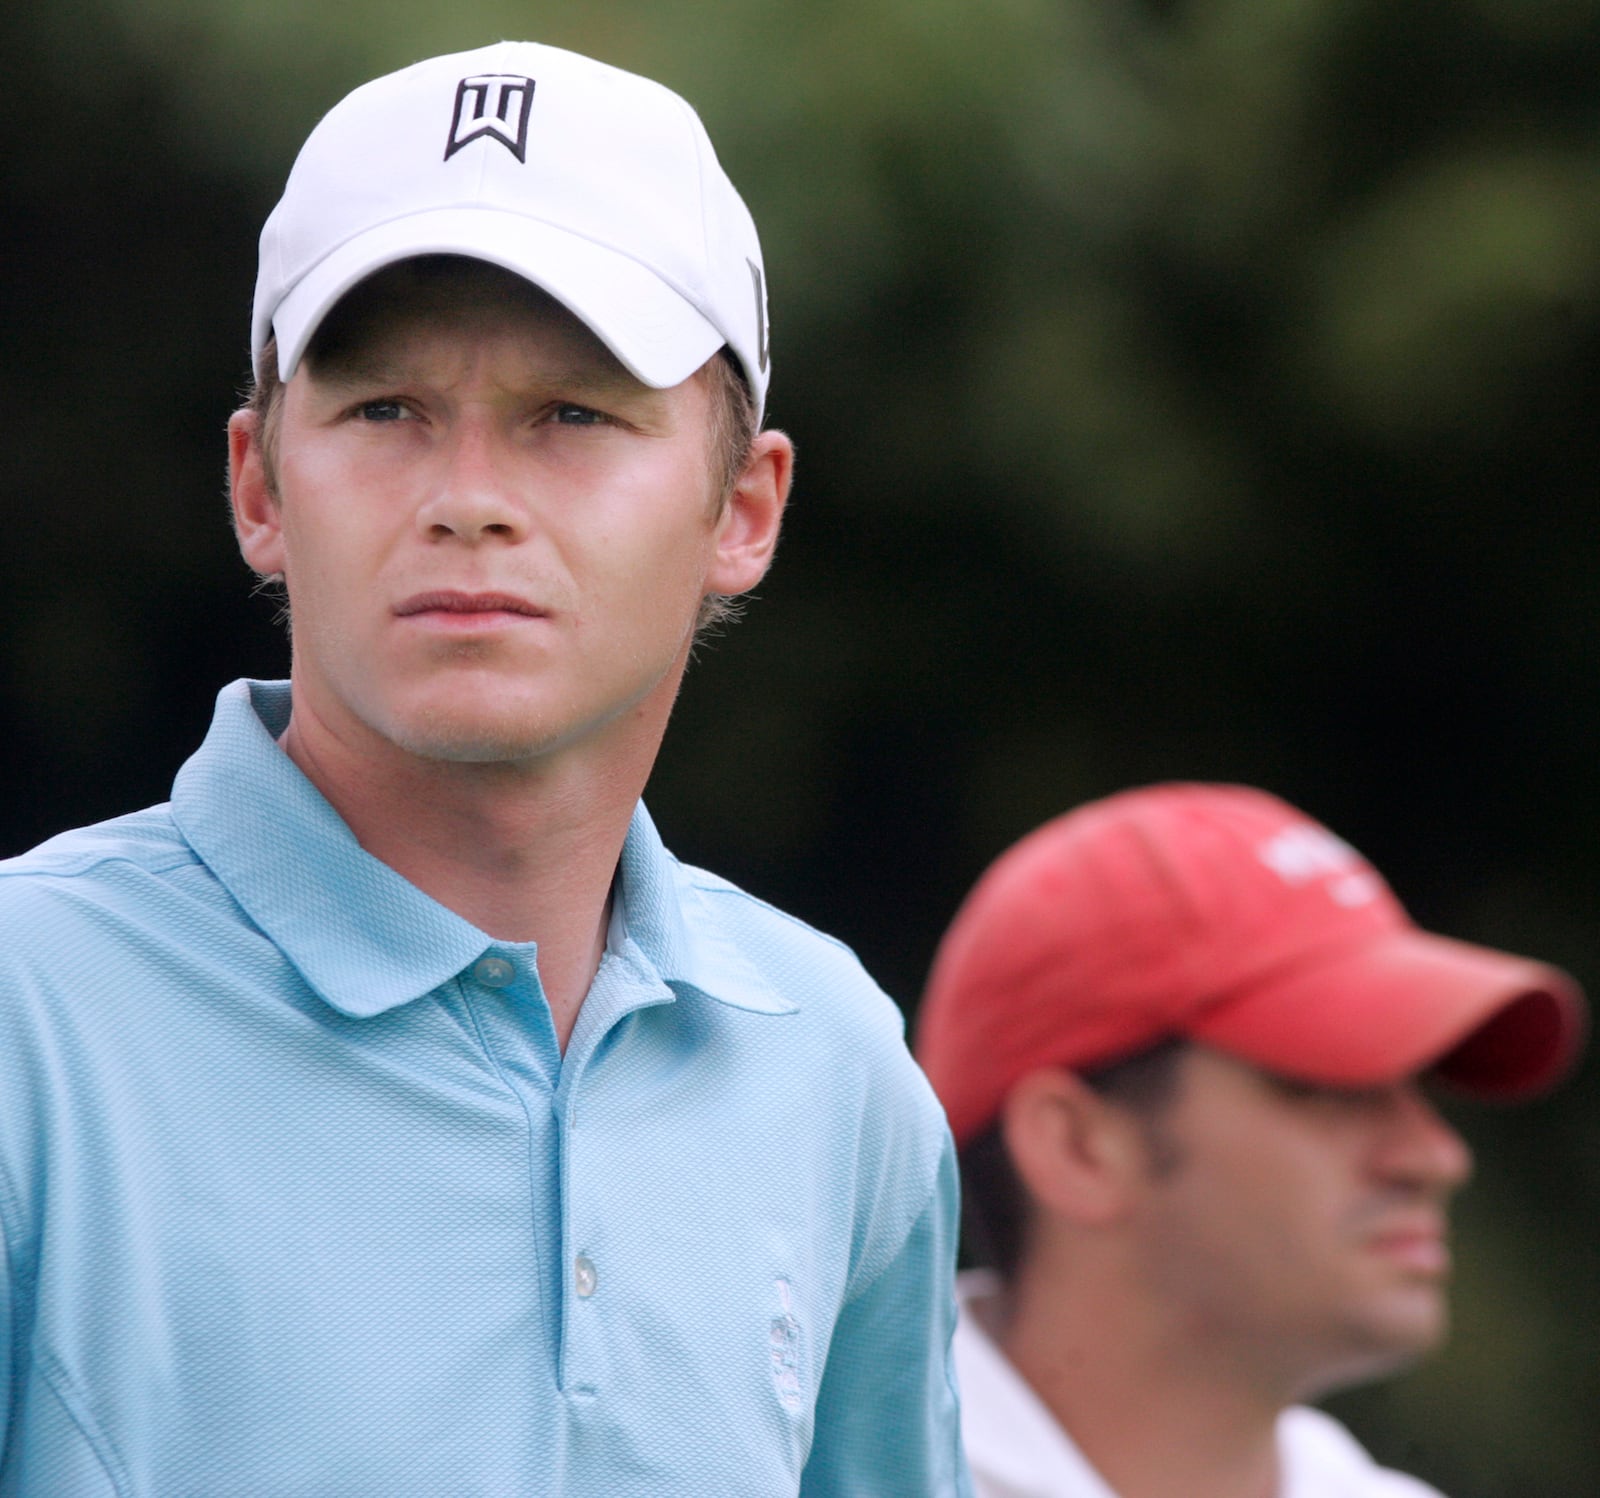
[456,940,566,1376]
[551,944,677,1402]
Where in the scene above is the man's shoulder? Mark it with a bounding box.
[671,856,909,1038]
[0,804,213,1050]
[1280,1407,1448,1498]
[0,806,213,997]
[668,852,952,1160]
[651,852,957,1294]
[0,804,198,906]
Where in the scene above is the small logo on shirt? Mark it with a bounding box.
[445,74,536,163]
[770,1278,804,1413]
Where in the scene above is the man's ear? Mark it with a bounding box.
[705,429,793,597]
[1001,1068,1152,1228]
[228,408,286,578]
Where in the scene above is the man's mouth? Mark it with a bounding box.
[394,590,546,620]
[1365,1213,1451,1275]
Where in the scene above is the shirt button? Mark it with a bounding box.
[473,955,515,988]
[574,1255,598,1298]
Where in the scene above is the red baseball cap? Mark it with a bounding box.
[915,784,1587,1148]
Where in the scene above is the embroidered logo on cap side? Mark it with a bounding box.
[445,74,536,163]
[747,260,770,374]
[1257,824,1383,907]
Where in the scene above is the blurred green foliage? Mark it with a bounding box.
[3,1,1598,1490]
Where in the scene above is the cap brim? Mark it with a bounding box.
[1189,928,1586,1100]
[265,206,724,390]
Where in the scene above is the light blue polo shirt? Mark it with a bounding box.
[0,679,969,1497]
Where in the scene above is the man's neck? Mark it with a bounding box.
[992,1270,1286,1498]
[280,704,660,1052]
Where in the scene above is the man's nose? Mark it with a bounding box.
[1374,1084,1475,1194]
[415,417,529,543]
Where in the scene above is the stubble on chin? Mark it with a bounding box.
[381,700,574,767]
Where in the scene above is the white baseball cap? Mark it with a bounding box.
[252,41,772,416]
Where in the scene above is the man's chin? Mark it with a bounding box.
[359,664,670,768]
[381,704,570,766]
[1296,1303,1449,1402]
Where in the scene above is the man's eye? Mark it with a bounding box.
[357,400,407,422]
[553,404,607,426]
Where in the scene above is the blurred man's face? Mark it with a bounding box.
[1126,1045,1473,1400]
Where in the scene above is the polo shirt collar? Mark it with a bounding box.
[173,680,794,1021]
[613,801,797,1017]
[172,680,490,1018]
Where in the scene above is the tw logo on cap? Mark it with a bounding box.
[445,74,536,163]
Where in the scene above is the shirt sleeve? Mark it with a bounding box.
[0,1214,12,1459]
[800,1138,973,1497]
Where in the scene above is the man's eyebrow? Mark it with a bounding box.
[535,362,655,399]
[302,351,410,392]
[307,352,652,400]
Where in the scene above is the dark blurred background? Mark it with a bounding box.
[4,1,1598,1490]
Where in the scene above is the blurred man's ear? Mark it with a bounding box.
[1001,1068,1154,1228]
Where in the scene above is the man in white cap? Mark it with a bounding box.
[0,45,968,1495]
[914,782,1585,1498]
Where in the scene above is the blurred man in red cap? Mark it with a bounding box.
[915,783,1585,1498]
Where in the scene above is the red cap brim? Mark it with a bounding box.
[1188,928,1586,1100]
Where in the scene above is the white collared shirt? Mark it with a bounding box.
[954,1271,1447,1498]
